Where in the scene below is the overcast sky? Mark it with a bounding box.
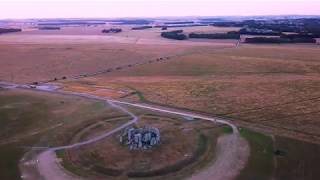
[0,0,319,19]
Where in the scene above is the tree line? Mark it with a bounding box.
[102,28,122,33]
[132,26,153,30]
[245,37,316,44]
[0,28,21,34]
[189,32,240,39]
[161,30,187,40]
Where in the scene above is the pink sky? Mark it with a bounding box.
[0,0,319,19]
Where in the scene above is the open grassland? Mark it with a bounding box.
[237,127,320,180]
[274,135,320,180]
[0,42,195,83]
[0,25,238,83]
[17,24,239,38]
[87,44,320,144]
[237,128,274,180]
[0,89,127,180]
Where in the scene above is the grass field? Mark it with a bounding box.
[237,128,274,180]
[0,42,194,83]
[88,44,320,144]
[0,89,127,180]
[1,24,320,179]
[274,136,320,180]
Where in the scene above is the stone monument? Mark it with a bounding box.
[120,126,160,150]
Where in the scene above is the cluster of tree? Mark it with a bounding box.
[0,28,22,34]
[155,24,207,28]
[38,21,105,26]
[169,30,183,33]
[242,19,320,35]
[239,28,281,36]
[161,30,187,40]
[241,20,302,33]
[38,27,61,30]
[245,37,316,44]
[205,19,320,36]
[280,33,320,39]
[102,28,122,33]
[189,32,240,39]
[199,18,224,21]
[161,27,168,30]
[210,21,244,27]
[303,19,320,36]
[110,19,152,25]
[131,26,153,30]
[164,21,194,25]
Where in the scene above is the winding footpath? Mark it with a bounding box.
[1,81,249,180]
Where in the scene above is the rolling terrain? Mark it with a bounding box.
[0,21,320,180]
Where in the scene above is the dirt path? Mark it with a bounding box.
[111,101,250,180]
[188,132,249,180]
[37,150,81,180]
[20,99,138,180]
[0,82,249,180]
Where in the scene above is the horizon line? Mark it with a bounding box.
[1,14,320,21]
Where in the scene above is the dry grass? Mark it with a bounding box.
[0,89,127,179]
[0,42,193,83]
[88,44,320,144]
[17,24,239,38]
[0,25,239,83]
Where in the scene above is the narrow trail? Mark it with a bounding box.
[1,81,249,180]
[188,130,249,180]
[20,98,139,180]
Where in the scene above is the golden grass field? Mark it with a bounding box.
[89,44,320,144]
[0,25,238,83]
[1,25,319,144]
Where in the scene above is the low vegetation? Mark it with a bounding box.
[274,136,320,179]
[237,128,274,180]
